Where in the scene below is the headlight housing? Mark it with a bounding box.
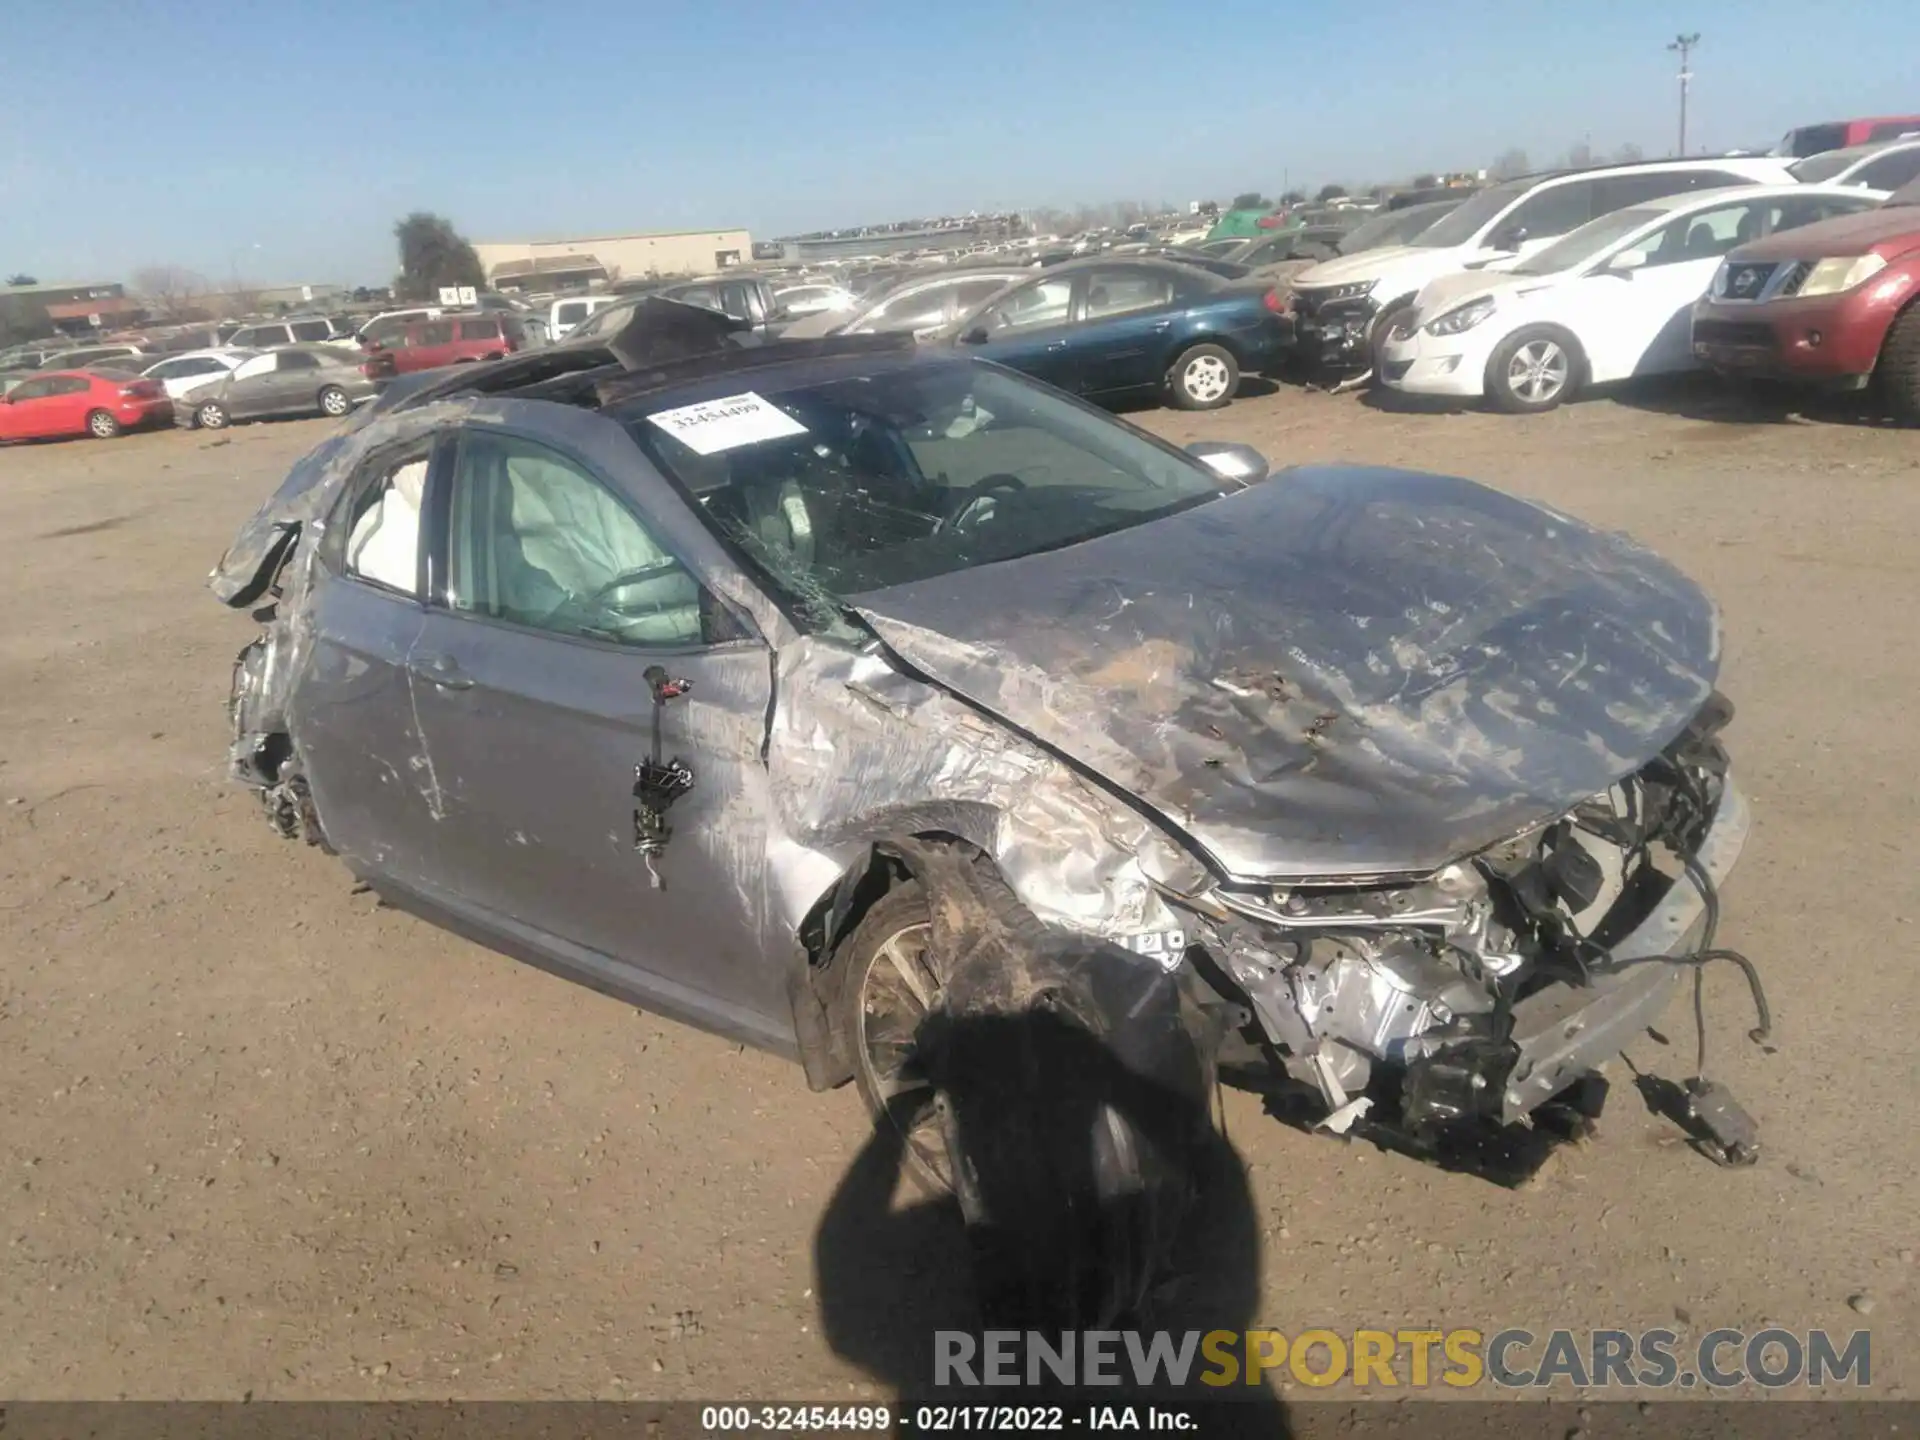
[1425,296,1496,336]
[1309,281,1375,302]
[1795,254,1887,297]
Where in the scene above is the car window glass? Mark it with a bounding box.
[856,284,949,332]
[278,350,322,371]
[1083,269,1174,319]
[718,285,752,320]
[290,320,332,342]
[233,355,276,382]
[668,287,717,311]
[1866,122,1920,142]
[343,454,431,597]
[9,377,54,401]
[455,319,497,341]
[447,432,707,648]
[58,375,93,395]
[418,321,455,345]
[1639,202,1755,267]
[555,301,588,325]
[1858,150,1920,191]
[953,278,1016,311]
[981,277,1073,331]
[1498,181,1594,245]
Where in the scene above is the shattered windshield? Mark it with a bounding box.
[627,361,1229,628]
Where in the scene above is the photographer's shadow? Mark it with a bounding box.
[812,1008,1288,1435]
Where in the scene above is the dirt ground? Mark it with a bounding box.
[2,377,1915,1403]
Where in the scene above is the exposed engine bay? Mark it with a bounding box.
[1170,694,1766,1164]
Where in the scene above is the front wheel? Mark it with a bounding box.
[318,385,351,417]
[1485,325,1582,413]
[1880,302,1920,425]
[196,399,230,430]
[841,881,1207,1326]
[1167,343,1239,410]
[85,409,120,439]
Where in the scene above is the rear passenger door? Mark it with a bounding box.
[1588,200,1759,380]
[292,437,443,876]
[1074,266,1182,396]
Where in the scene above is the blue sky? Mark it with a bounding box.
[3,0,1916,288]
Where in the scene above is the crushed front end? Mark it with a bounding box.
[1170,696,1755,1158]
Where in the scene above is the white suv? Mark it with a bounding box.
[1283,157,1797,370]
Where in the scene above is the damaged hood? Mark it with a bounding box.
[853,466,1720,882]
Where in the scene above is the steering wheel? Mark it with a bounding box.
[941,472,1027,532]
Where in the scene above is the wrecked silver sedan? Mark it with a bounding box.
[212,306,1761,1305]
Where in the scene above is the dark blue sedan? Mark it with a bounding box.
[944,258,1293,409]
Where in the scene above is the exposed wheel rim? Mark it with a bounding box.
[320,388,349,415]
[198,404,227,429]
[854,920,953,1191]
[1507,339,1569,403]
[88,413,116,437]
[1183,354,1232,403]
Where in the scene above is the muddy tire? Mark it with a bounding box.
[1882,302,1920,425]
[840,876,1208,1327]
[1166,343,1239,409]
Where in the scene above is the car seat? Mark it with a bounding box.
[345,459,428,593]
[1685,222,1722,258]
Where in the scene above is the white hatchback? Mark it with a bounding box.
[1378,184,1882,411]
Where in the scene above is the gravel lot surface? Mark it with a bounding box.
[2,377,1913,1401]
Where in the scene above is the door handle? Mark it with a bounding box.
[1046,340,1069,350]
[408,653,472,690]
[1152,320,1173,332]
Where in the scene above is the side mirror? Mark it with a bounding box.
[1185,440,1269,485]
[1490,225,1528,253]
[959,325,991,345]
[1608,248,1649,275]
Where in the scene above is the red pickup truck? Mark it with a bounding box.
[362,313,528,382]
[1692,179,1920,420]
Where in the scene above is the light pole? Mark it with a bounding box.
[1668,33,1700,156]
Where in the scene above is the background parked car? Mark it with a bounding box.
[1773,115,1920,158]
[362,313,531,382]
[943,257,1292,409]
[1692,176,1920,420]
[0,368,173,441]
[1381,184,1882,411]
[179,345,375,430]
[772,283,855,318]
[1285,156,1797,372]
[227,316,357,349]
[655,275,788,332]
[354,307,442,348]
[548,295,618,339]
[1788,138,1920,193]
[140,348,257,400]
[37,342,151,372]
[780,268,1032,340]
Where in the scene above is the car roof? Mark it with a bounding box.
[1503,155,1790,189]
[1613,180,1879,216]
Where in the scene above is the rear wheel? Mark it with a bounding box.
[840,880,1206,1326]
[318,385,351,417]
[1485,325,1583,413]
[1167,343,1239,409]
[1881,302,1920,425]
[195,399,230,430]
[85,409,120,439]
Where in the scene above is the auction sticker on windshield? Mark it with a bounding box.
[647,392,807,455]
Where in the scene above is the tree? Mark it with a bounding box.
[1412,173,1437,188]
[1315,183,1348,201]
[5,273,36,287]
[1614,141,1645,164]
[1279,189,1306,205]
[393,211,485,301]
[1490,148,1531,180]
[1566,141,1594,168]
[131,264,208,317]
[1230,191,1269,211]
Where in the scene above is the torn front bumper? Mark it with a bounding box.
[1497,777,1751,1124]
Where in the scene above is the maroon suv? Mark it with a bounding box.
[1692,179,1920,419]
[363,313,528,382]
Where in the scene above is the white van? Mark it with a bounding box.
[549,295,617,339]
[1284,157,1796,370]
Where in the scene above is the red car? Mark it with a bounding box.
[1775,115,1920,159]
[1692,179,1920,420]
[362,313,528,382]
[0,368,174,442]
